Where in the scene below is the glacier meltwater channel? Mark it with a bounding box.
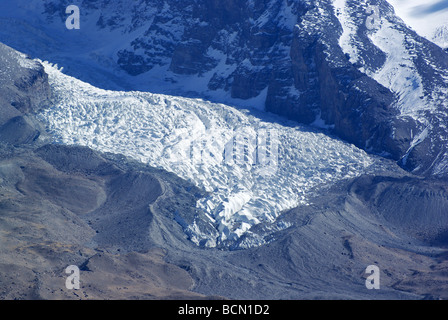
[38,61,379,248]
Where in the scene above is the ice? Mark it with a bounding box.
[38,60,379,247]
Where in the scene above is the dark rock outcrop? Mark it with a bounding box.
[0,42,50,145]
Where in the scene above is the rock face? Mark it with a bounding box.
[0,42,50,144]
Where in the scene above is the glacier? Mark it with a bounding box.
[1,0,446,246]
[37,61,381,248]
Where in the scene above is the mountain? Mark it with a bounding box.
[1,47,447,299]
[0,42,213,299]
[0,0,447,300]
[1,0,447,179]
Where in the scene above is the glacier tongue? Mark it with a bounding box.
[38,61,379,248]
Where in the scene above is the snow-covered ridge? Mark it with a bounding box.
[38,61,379,248]
[332,0,448,178]
[432,25,448,49]
[333,0,427,116]
[386,0,448,49]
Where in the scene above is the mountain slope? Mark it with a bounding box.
[0,43,213,299]
[0,0,447,178]
[0,42,50,145]
[332,0,448,176]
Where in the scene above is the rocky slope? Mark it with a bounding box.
[0,43,50,145]
[0,144,211,300]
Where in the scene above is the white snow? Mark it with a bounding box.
[333,0,360,64]
[38,61,379,247]
[332,0,430,117]
[432,25,448,48]
[386,0,448,48]
[367,19,427,116]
